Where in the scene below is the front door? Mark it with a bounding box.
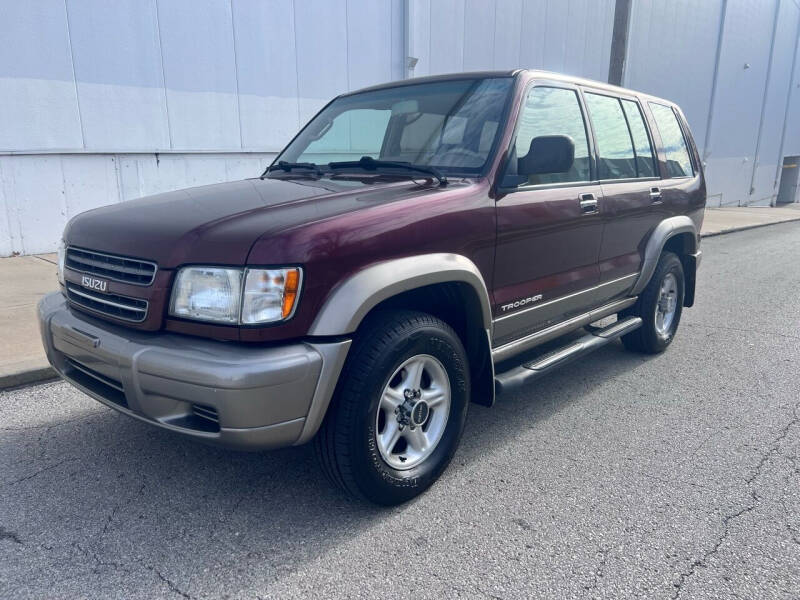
[493,84,603,346]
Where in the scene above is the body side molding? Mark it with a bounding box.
[630,215,698,296]
[308,253,493,337]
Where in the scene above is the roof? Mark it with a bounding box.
[344,69,675,107]
[342,70,521,96]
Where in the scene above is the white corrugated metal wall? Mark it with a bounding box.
[0,0,405,256]
[406,0,616,81]
[1,0,799,256]
[624,0,800,208]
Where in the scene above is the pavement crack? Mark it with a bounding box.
[744,403,799,486]
[671,402,799,598]
[100,481,147,537]
[671,498,757,599]
[1,458,75,487]
[72,541,130,574]
[0,526,23,544]
[780,453,800,545]
[148,566,196,600]
[679,426,728,466]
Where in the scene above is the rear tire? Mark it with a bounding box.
[314,310,469,505]
[621,251,685,354]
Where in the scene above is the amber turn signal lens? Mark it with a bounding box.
[282,268,301,318]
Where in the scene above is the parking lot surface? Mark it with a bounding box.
[1,223,799,599]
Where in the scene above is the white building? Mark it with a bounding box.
[1,0,798,256]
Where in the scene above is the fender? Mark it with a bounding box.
[296,254,496,439]
[630,216,698,296]
[308,253,493,336]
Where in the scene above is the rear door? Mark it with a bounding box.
[492,84,603,345]
[582,90,664,295]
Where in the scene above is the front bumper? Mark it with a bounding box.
[38,292,350,450]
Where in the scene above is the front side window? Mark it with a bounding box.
[511,86,591,185]
[584,93,637,180]
[273,77,514,176]
[649,103,694,177]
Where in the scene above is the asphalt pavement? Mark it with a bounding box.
[1,223,799,599]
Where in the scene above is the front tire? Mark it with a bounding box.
[621,251,685,354]
[314,310,469,505]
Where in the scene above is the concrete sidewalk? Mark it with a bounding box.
[701,203,800,236]
[1,204,799,389]
[0,253,60,388]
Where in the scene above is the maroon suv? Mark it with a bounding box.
[39,70,704,505]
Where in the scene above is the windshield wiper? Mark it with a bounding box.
[328,156,447,186]
[263,161,321,177]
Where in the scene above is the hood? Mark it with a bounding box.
[64,176,417,268]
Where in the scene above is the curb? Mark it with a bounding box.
[0,365,57,391]
[701,216,800,238]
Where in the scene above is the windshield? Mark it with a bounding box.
[270,77,514,178]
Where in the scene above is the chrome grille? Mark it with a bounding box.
[66,247,157,286]
[66,283,148,323]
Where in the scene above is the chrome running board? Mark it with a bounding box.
[494,316,642,395]
[491,296,637,364]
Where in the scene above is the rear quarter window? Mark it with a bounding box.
[649,103,694,178]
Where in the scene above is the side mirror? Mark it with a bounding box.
[518,135,575,176]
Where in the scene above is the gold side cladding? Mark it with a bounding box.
[491,296,637,364]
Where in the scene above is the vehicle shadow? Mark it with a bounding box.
[0,341,652,595]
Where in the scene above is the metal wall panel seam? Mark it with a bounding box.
[403,0,411,78]
[747,0,782,204]
[62,0,86,150]
[111,154,121,204]
[153,0,174,150]
[773,5,800,192]
[57,156,69,220]
[429,0,433,72]
[702,0,729,166]
[492,0,498,69]
[0,160,15,255]
[230,0,245,149]
[291,0,302,126]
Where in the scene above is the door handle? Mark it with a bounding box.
[650,187,662,203]
[579,193,599,214]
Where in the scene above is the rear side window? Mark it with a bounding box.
[513,86,591,185]
[584,93,637,180]
[649,103,694,177]
[620,99,656,177]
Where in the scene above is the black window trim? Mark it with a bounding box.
[647,100,696,180]
[497,80,598,194]
[579,87,660,184]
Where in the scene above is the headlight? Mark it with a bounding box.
[57,241,66,285]
[170,267,242,323]
[169,266,301,325]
